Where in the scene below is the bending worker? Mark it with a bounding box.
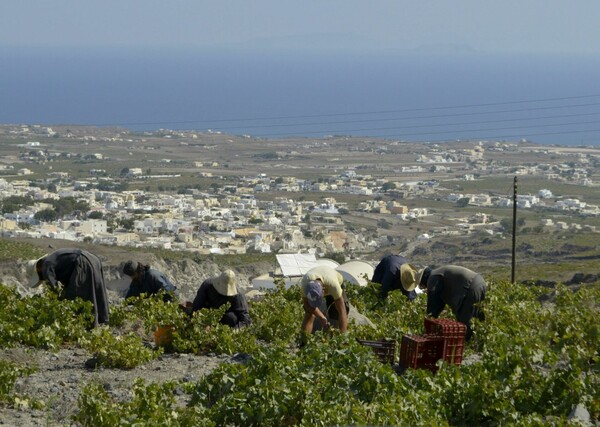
[191,269,251,328]
[371,254,418,300]
[418,264,486,341]
[27,248,109,326]
[300,265,349,334]
[122,260,179,301]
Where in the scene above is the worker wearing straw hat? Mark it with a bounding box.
[372,254,419,300]
[190,269,251,328]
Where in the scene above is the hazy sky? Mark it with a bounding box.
[1,1,599,55]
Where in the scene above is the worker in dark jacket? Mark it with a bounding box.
[418,265,486,341]
[122,260,179,301]
[27,248,109,326]
[191,269,251,328]
[372,254,418,300]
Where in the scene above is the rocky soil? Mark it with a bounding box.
[0,346,231,426]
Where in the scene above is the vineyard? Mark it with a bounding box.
[0,278,598,426]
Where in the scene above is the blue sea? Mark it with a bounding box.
[1,46,599,146]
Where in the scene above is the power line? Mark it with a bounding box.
[255,119,600,138]
[216,110,600,133]
[62,92,600,144]
[84,94,600,127]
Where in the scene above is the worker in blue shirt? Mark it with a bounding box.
[122,260,179,302]
[371,254,418,300]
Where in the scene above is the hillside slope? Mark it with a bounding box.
[0,237,275,303]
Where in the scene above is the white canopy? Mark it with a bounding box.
[275,253,318,277]
[336,260,375,287]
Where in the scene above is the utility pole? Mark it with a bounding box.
[511,176,518,284]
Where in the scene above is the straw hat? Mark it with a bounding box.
[400,263,418,292]
[212,269,237,296]
[26,256,47,288]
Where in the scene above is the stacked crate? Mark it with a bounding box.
[424,318,466,365]
[398,334,445,372]
[399,318,466,372]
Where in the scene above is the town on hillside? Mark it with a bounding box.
[0,124,599,282]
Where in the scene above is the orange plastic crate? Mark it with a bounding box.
[424,318,466,365]
[357,339,396,364]
[399,334,444,372]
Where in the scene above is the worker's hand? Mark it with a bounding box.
[178,303,193,316]
[48,282,64,296]
[321,318,331,331]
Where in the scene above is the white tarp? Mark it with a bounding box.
[336,260,375,287]
[275,253,318,277]
[314,258,340,269]
[251,274,301,290]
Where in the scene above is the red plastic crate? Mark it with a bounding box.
[357,339,396,364]
[424,318,466,365]
[424,318,467,336]
[436,334,464,365]
[399,334,444,372]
